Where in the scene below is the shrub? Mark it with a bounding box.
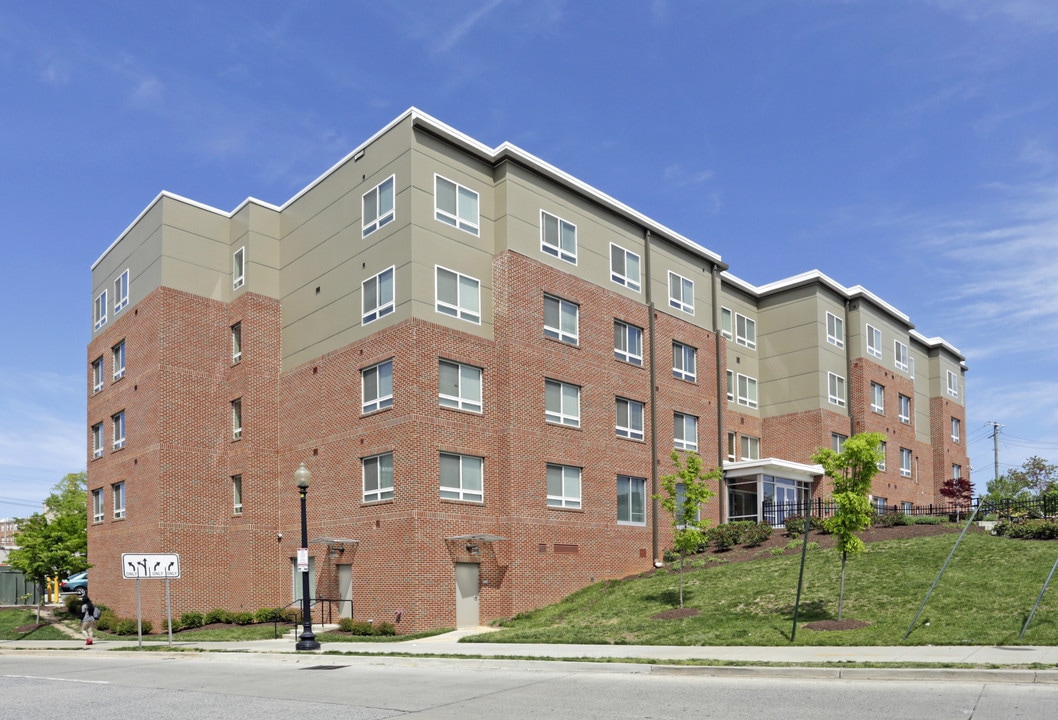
[912,515,945,525]
[374,621,396,636]
[662,548,679,563]
[1003,519,1058,540]
[784,515,807,537]
[281,607,302,624]
[232,611,255,625]
[64,595,84,616]
[337,618,375,635]
[769,547,786,556]
[96,609,118,631]
[873,512,906,528]
[742,522,772,546]
[204,609,234,625]
[179,611,204,629]
[707,523,744,551]
[254,607,283,624]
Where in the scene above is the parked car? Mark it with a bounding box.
[59,571,88,597]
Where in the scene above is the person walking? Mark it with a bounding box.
[81,596,99,645]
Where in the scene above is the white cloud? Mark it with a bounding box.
[435,0,507,54]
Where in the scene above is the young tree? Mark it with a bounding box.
[939,476,974,522]
[1008,456,1058,496]
[8,472,89,622]
[654,450,720,608]
[811,432,884,621]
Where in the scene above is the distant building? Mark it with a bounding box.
[0,517,19,564]
[86,109,968,632]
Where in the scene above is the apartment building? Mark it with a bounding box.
[86,108,968,632]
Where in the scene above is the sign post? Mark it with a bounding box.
[122,553,181,648]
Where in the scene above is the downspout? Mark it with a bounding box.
[844,299,854,431]
[645,230,660,565]
[713,264,727,523]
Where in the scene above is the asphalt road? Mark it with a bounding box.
[3,652,1057,719]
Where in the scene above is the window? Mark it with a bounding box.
[112,340,126,381]
[674,412,698,451]
[543,295,578,344]
[873,496,888,514]
[541,210,577,264]
[439,360,482,413]
[898,394,911,424]
[668,272,694,314]
[609,243,641,292]
[361,266,395,325]
[112,482,126,520]
[952,463,962,480]
[828,372,846,407]
[231,399,242,440]
[832,433,847,452]
[737,374,758,409]
[91,423,103,459]
[617,475,646,525]
[720,307,733,339]
[741,435,760,460]
[232,475,243,515]
[727,432,737,461]
[114,269,129,314]
[871,382,885,413]
[435,175,479,235]
[614,320,643,365]
[546,464,581,509]
[900,447,912,477]
[93,289,107,331]
[951,417,961,443]
[726,369,734,402]
[112,411,126,450]
[363,453,394,503]
[866,324,882,358]
[672,341,696,381]
[92,489,104,523]
[231,322,242,363]
[902,501,913,514]
[947,370,959,398]
[909,356,916,380]
[362,175,395,237]
[894,340,909,372]
[91,357,104,393]
[435,266,480,323]
[616,398,645,441]
[545,379,580,427]
[735,313,756,350]
[675,482,702,526]
[878,441,887,471]
[233,247,245,290]
[826,312,844,348]
[362,360,394,414]
[440,453,483,502]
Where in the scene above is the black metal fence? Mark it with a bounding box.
[761,495,1058,526]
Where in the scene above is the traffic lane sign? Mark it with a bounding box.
[122,553,181,579]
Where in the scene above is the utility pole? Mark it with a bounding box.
[989,422,1003,482]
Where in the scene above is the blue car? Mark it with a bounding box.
[59,571,88,597]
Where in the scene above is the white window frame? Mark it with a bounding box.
[435,265,481,324]
[439,452,483,503]
[434,174,479,236]
[866,324,882,358]
[439,359,483,413]
[616,397,645,441]
[951,417,961,443]
[727,432,737,462]
[952,463,962,480]
[617,475,647,525]
[112,481,126,520]
[112,340,126,381]
[828,372,846,407]
[363,452,395,503]
[668,271,694,314]
[720,307,732,340]
[672,341,696,381]
[546,463,582,509]
[91,423,103,459]
[736,373,758,409]
[947,370,959,398]
[112,411,126,450]
[832,433,847,452]
[614,320,643,365]
[871,382,885,414]
[231,398,242,440]
[232,475,243,515]
[900,447,912,477]
[609,243,641,292]
[545,379,580,428]
[93,289,107,331]
[231,322,242,364]
[909,356,916,380]
[735,313,756,350]
[362,359,394,414]
[740,435,760,461]
[233,247,246,290]
[540,210,577,264]
[674,412,698,451]
[114,269,129,314]
[362,175,395,237]
[362,266,395,325]
[898,394,911,424]
[826,311,844,348]
[543,294,579,344]
[878,441,887,471]
[91,357,104,393]
[92,488,104,523]
[894,340,909,372]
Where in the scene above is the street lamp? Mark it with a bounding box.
[294,462,320,651]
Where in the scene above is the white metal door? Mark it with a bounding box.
[455,563,479,628]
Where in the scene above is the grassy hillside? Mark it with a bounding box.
[466,532,1058,646]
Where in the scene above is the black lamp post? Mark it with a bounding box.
[294,462,320,651]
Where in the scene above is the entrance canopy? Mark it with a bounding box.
[724,458,823,527]
[725,458,823,483]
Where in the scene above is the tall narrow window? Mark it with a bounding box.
[894,340,909,372]
[91,423,103,459]
[545,379,580,427]
[114,269,129,314]
[832,433,847,452]
[362,175,395,237]
[741,435,760,460]
[439,360,482,413]
[363,453,394,503]
[737,374,758,409]
[231,322,242,363]
[735,313,756,349]
[233,247,246,290]
[878,442,887,471]
[674,412,698,451]
[440,453,483,502]
[231,399,242,440]
[947,370,959,398]
[546,464,581,509]
[720,307,732,340]
[93,289,107,331]
[726,369,734,402]
[617,475,646,525]
[541,210,577,264]
[909,356,916,380]
[362,266,395,325]
[898,394,911,424]
[112,481,126,520]
[614,320,643,365]
[91,357,104,393]
[866,324,882,358]
[871,382,885,414]
[609,243,641,292]
[668,272,694,314]
[435,266,481,323]
[727,432,737,461]
[543,295,578,344]
[952,463,962,480]
[900,447,912,477]
[112,410,126,450]
[92,488,104,523]
[232,475,243,515]
[362,360,394,414]
[826,311,844,348]
[672,341,696,381]
[828,372,846,407]
[435,175,479,235]
[112,340,126,380]
[615,397,645,441]
[951,417,961,443]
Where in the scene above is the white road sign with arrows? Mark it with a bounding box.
[122,553,181,579]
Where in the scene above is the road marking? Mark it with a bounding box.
[3,675,110,685]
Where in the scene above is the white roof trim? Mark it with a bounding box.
[725,458,824,482]
[909,329,964,359]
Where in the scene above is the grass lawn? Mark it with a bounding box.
[464,532,1058,646]
[0,608,72,641]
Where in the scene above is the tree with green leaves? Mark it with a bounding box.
[8,472,89,622]
[811,432,884,621]
[1008,456,1058,496]
[654,450,720,608]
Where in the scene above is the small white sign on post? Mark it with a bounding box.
[297,548,309,572]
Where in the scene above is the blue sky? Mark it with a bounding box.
[2,1,1057,518]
